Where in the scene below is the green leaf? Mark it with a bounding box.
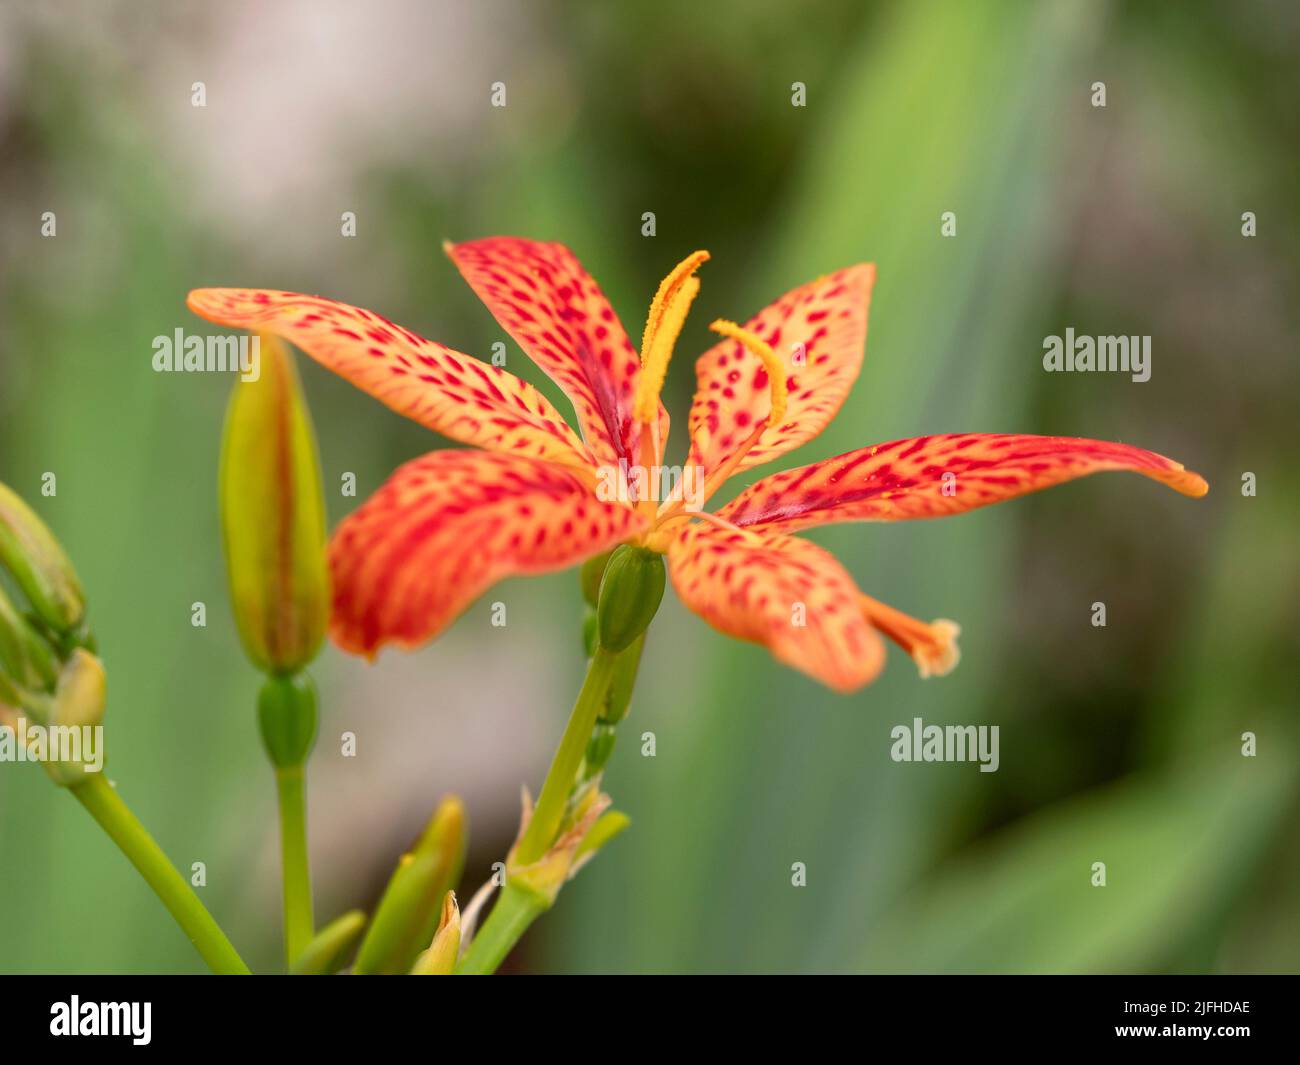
[290,911,368,975]
[352,797,467,975]
[863,753,1297,973]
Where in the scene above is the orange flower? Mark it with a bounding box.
[188,239,1207,692]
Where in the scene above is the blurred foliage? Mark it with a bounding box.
[1,0,1297,974]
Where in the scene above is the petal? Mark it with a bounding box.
[187,289,595,473]
[720,433,1209,533]
[687,264,875,480]
[666,521,884,693]
[446,238,645,469]
[328,450,647,656]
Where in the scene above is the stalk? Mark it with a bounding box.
[71,774,250,975]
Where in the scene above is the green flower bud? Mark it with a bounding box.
[257,672,319,769]
[0,481,86,633]
[43,648,107,787]
[220,334,329,675]
[409,891,460,975]
[580,550,612,607]
[583,723,618,778]
[595,545,665,653]
[0,584,58,695]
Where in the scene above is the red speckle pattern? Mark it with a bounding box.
[447,238,646,468]
[667,522,884,692]
[719,434,1210,532]
[687,264,875,480]
[187,288,596,472]
[328,450,647,656]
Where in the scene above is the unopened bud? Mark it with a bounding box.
[0,584,58,697]
[583,723,618,778]
[595,545,665,652]
[410,891,460,975]
[580,551,611,607]
[0,481,86,633]
[220,335,329,674]
[43,648,107,786]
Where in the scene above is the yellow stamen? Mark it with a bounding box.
[657,320,788,518]
[634,251,709,423]
[707,319,787,427]
[653,318,792,524]
[859,594,961,678]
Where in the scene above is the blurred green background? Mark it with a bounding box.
[1,0,1297,974]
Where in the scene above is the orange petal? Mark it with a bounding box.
[446,238,645,469]
[666,520,884,693]
[687,264,875,482]
[720,434,1209,532]
[329,451,647,656]
[187,289,595,473]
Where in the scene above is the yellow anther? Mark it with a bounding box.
[708,319,787,427]
[634,251,709,423]
[655,321,790,520]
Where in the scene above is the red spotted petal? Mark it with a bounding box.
[446,238,645,469]
[666,521,884,692]
[329,451,647,656]
[187,289,595,472]
[687,264,875,479]
[720,434,1209,532]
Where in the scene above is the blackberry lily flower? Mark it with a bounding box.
[188,239,1206,693]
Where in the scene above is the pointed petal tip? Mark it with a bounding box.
[816,663,884,695]
[330,624,417,663]
[848,261,877,287]
[1176,469,1209,498]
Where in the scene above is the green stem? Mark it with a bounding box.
[70,774,250,975]
[514,646,618,864]
[456,882,549,975]
[275,764,314,966]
